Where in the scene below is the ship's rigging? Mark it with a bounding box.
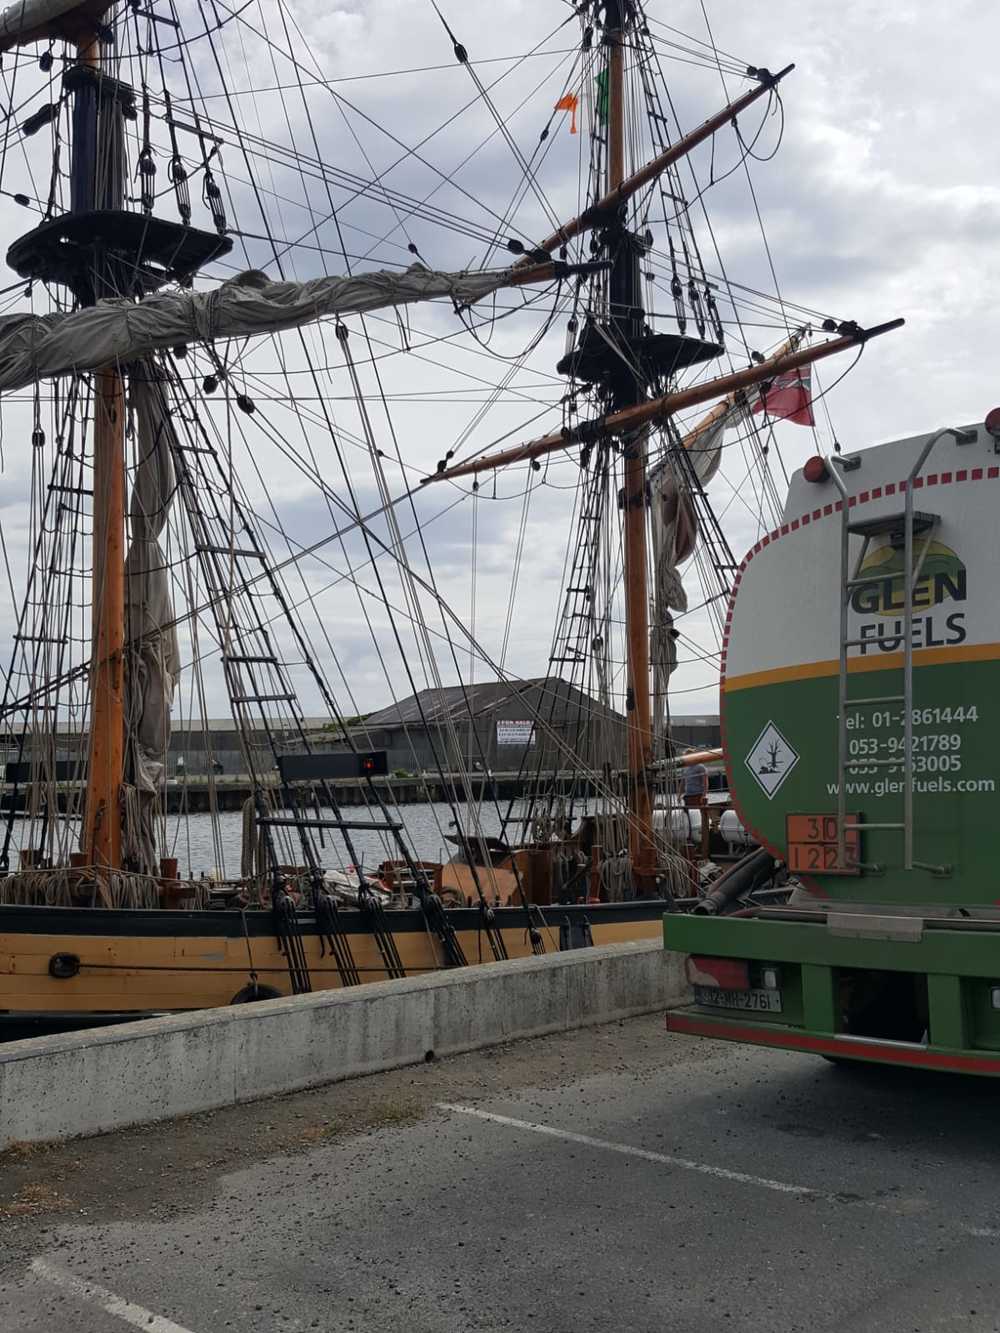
[0,0,900,941]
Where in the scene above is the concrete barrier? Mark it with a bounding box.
[0,940,688,1149]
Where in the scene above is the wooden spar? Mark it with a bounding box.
[676,395,738,453]
[676,328,808,451]
[604,8,655,887]
[78,25,126,874]
[506,258,608,288]
[422,319,905,485]
[666,748,724,768]
[517,64,793,264]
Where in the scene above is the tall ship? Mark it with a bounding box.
[0,0,901,1031]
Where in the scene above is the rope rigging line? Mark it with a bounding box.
[174,53,501,954]
[427,0,566,237]
[337,325,513,960]
[150,338,658,911]
[204,0,577,269]
[173,47,586,95]
[158,366,411,982]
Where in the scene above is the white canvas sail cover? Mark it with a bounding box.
[650,413,728,611]
[1,0,76,41]
[0,264,517,393]
[650,410,733,765]
[122,368,180,875]
[0,0,104,50]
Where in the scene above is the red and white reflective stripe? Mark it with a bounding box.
[666,1012,1000,1075]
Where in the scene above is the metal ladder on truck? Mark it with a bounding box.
[828,427,974,874]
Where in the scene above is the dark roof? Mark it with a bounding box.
[362,677,622,728]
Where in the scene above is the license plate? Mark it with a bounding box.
[694,985,783,1013]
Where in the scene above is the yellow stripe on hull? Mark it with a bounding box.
[723,640,1000,693]
[0,918,663,1014]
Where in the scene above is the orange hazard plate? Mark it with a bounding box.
[786,813,861,876]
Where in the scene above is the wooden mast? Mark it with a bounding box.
[78,25,125,873]
[605,1,656,891]
[85,367,126,872]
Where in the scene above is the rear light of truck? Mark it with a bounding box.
[686,955,750,990]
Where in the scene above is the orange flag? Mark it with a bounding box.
[555,92,579,134]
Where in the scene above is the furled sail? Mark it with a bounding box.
[0,264,519,394]
[121,367,181,877]
[648,333,807,682]
[649,409,734,755]
[650,410,729,645]
[0,0,108,52]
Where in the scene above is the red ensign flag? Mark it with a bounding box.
[751,365,815,427]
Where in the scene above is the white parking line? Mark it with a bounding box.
[31,1259,198,1333]
[437,1102,816,1197]
[437,1102,1000,1239]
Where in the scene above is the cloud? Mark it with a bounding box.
[2,0,995,734]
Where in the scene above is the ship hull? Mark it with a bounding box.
[0,902,665,1027]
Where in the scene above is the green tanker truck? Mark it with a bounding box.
[664,415,1000,1074]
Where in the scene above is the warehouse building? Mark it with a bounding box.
[667,714,721,751]
[332,678,626,775]
[1,693,720,779]
[319,682,720,775]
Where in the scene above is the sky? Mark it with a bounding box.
[0,0,998,732]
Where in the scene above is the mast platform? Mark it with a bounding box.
[556,320,722,391]
[8,211,232,304]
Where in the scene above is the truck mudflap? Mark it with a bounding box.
[663,909,1000,1077]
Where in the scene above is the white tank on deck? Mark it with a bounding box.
[653,805,702,843]
[719,809,750,850]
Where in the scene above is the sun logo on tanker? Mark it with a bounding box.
[851,541,966,616]
[850,540,966,655]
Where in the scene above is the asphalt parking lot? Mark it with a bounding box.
[2,1013,999,1331]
